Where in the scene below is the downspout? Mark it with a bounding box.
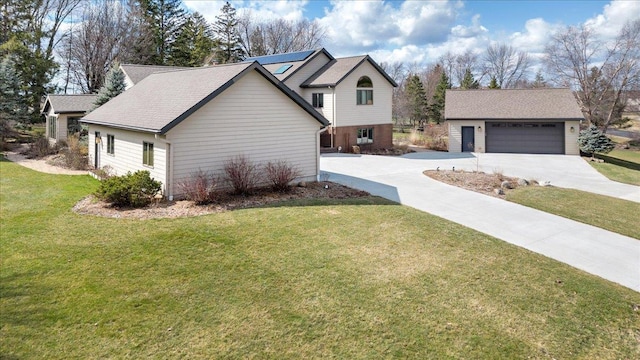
[155,133,173,200]
[331,86,336,149]
[316,126,328,181]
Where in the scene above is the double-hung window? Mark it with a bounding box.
[143,142,154,167]
[106,134,115,155]
[357,128,374,144]
[312,93,324,108]
[48,116,57,139]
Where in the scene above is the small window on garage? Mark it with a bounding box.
[106,134,115,155]
[143,141,154,167]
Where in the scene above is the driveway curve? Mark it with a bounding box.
[320,153,640,292]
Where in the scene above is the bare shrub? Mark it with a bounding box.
[408,130,426,146]
[61,134,89,170]
[423,124,448,151]
[223,155,260,195]
[265,160,300,192]
[177,170,219,204]
[25,134,56,158]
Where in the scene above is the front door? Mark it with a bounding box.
[461,126,475,152]
[94,131,100,168]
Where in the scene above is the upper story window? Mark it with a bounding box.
[312,93,324,108]
[356,76,373,105]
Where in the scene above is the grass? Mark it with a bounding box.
[589,160,640,186]
[507,186,640,240]
[605,149,640,164]
[2,157,640,359]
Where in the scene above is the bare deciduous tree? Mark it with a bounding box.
[58,0,144,93]
[483,43,531,88]
[238,11,325,57]
[545,20,640,130]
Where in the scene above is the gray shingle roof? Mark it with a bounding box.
[302,55,398,88]
[81,62,329,134]
[445,88,584,120]
[120,64,192,85]
[41,94,97,114]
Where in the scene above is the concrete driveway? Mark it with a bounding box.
[320,153,640,292]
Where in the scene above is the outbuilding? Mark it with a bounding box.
[81,62,329,200]
[445,88,583,155]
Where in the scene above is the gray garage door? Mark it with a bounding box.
[486,122,564,154]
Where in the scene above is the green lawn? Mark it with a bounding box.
[588,149,640,185]
[605,149,640,164]
[2,158,640,359]
[507,187,640,240]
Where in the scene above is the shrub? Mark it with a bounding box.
[26,134,56,158]
[223,155,260,195]
[265,160,301,192]
[578,125,615,156]
[177,170,218,204]
[61,134,88,170]
[95,170,162,207]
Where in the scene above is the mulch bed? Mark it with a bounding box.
[424,170,535,198]
[73,181,370,219]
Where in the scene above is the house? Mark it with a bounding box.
[81,62,329,200]
[445,88,583,155]
[120,64,192,90]
[42,94,97,143]
[245,49,397,151]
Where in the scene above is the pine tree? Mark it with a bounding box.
[459,68,479,89]
[532,70,546,88]
[137,0,186,65]
[428,71,451,124]
[170,12,216,66]
[0,55,28,124]
[577,125,615,157]
[488,76,500,89]
[405,74,428,128]
[213,2,244,64]
[92,63,126,110]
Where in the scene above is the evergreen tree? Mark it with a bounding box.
[213,2,244,64]
[428,71,451,124]
[0,56,28,121]
[532,70,546,88]
[577,125,615,157]
[405,74,428,128]
[137,0,186,65]
[459,68,479,89]
[488,76,500,89]
[170,12,216,66]
[92,63,126,110]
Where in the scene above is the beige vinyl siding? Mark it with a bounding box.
[87,125,167,191]
[167,71,321,197]
[302,88,334,124]
[448,121,485,153]
[333,61,393,127]
[283,53,332,95]
[564,120,580,155]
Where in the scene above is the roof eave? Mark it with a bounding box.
[80,118,161,133]
[445,117,585,121]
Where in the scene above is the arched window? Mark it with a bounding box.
[357,76,373,88]
[356,76,373,105]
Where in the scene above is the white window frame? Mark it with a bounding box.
[143,141,154,167]
[357,128,374,144]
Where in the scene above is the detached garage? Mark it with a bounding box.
[445,88,583,155]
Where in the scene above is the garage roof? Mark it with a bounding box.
[445,88,584,120]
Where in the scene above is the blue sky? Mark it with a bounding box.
[185,0,638,71]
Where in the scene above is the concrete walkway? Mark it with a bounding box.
[321,153,640,292]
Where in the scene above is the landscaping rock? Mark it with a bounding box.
[501,181,514,189]
[352,145,361,154]
[298,181,307,188]
[494,188,505,195]
[517,178,529,186]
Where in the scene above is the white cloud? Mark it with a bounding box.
[183,0,306,23]
[509,18,560,54]
[319,0,461,56]
[584,0,640,40]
